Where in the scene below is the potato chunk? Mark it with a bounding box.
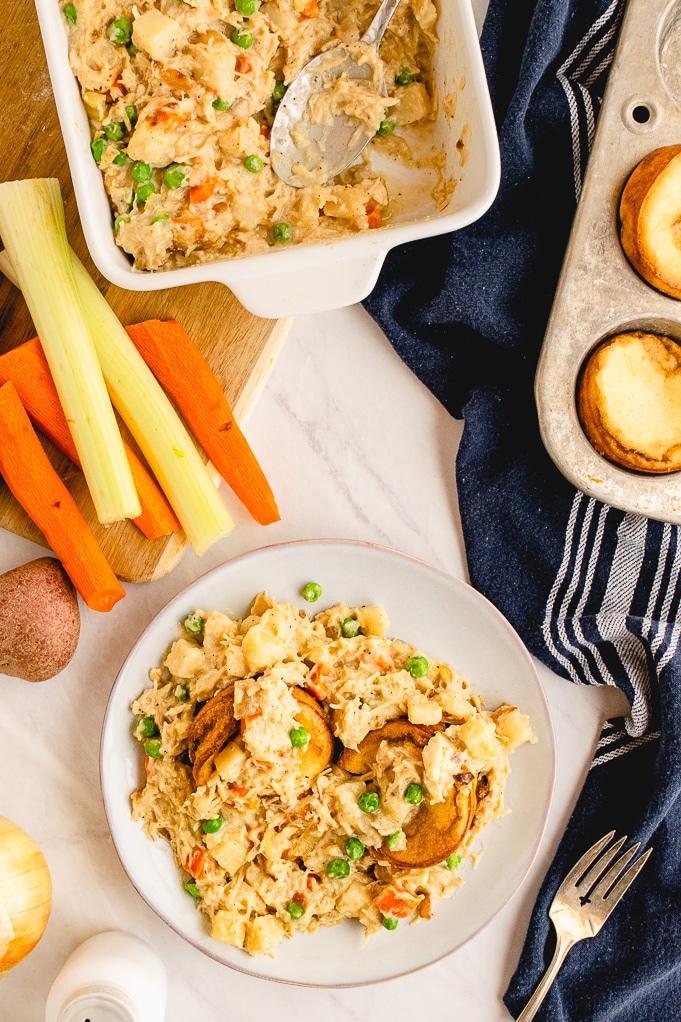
[132,10,180,62]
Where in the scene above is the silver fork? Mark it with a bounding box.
[516,831,652,1021]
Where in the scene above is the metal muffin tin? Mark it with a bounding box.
[536,0,681,523]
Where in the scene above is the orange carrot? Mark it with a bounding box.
[189,179,217,204]
[184,847,216,879]
[125,319,280,525]
[373,885,422,919]
[302,0,319,17]
[0,337,181,541]
[235,55,252,74]
[0,381,126,612]
[366,205,382,229]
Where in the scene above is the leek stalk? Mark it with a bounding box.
[0,246,235,555]
[70,253,235,553]
[0,178,140,525]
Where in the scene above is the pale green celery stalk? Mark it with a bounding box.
[0,178,140,524]
[69,251,234,554]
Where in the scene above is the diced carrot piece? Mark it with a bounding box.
[305,665,329,701]
[373,885,422,919]
[155,107,190,128]
[236,55,252,74]
[184,847,216,879]
[366,205,382,229]
[189,179,217,204]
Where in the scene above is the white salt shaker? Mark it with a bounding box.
[45,931,167,1022]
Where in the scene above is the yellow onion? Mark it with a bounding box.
[0,816,52,974]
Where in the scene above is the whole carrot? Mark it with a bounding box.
[0,337,181,541]
[125,319,280,526]
[0,381,126,612]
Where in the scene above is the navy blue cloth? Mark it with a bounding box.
[363,1,681,1019]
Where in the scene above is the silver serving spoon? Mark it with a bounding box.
[270,0,403,188]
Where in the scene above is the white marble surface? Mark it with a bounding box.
[0,304,630,1021]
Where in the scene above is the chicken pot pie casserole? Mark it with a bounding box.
[130,593,536,957]
[60,0,440,268]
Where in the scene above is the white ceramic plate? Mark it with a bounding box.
[101,540,555,987]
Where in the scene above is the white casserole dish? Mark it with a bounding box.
[35,0,500,318]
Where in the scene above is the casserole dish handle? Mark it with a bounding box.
[216,249,390,318]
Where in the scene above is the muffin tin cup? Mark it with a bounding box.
[536,0,681,523]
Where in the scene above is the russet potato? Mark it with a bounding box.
[619,145,681,299]
[0,557,80,682]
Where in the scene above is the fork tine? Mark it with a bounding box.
[578,834,628,891]
[558,831,616,892]
[590,842,639,900]
[600,846,652,906]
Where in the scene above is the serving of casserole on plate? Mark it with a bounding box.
[101,541,554,986]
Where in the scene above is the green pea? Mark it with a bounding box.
[404,782,423,805]
[103,121,125,142]
[125,104,138,126]
[144,738,162,759]
[405,655,429,678]
[394,68,416,86]
[381,915,398,930]
[344,837,365,860]
[183,879,201,898]
[445,853,462,870]
[137,716,158,739]
[202,816,223,834]
[113,214,130,232]
[136,181,156,203]
[164,163,187,189]
[127,43,139,57]
[153,213,171,224]
[358,790,380,814]
[377,117,396,137]
[289,725,309,748]
[272,80,287,102]
[235,0,259,13]
[326,857,350,879]
[63,4,77,24]
[286,900,304,919]
[272,222,291,243]
[244,154,264,173]
[174,681,190,701]
[108,17,133,45]
[302,582,322,602]
[112,151,130,167]
[212,97,230,110]
[184,612,203,635]
[131,161,152,182]
[231,28,253,48]
[385,830,402,849]
[90,137,106,162]
[340,617,360,638]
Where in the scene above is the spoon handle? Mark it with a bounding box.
[361,0,403,48]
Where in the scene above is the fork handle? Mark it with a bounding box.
[515,933,577,1021]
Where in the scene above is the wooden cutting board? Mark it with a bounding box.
[0,1,290,583]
